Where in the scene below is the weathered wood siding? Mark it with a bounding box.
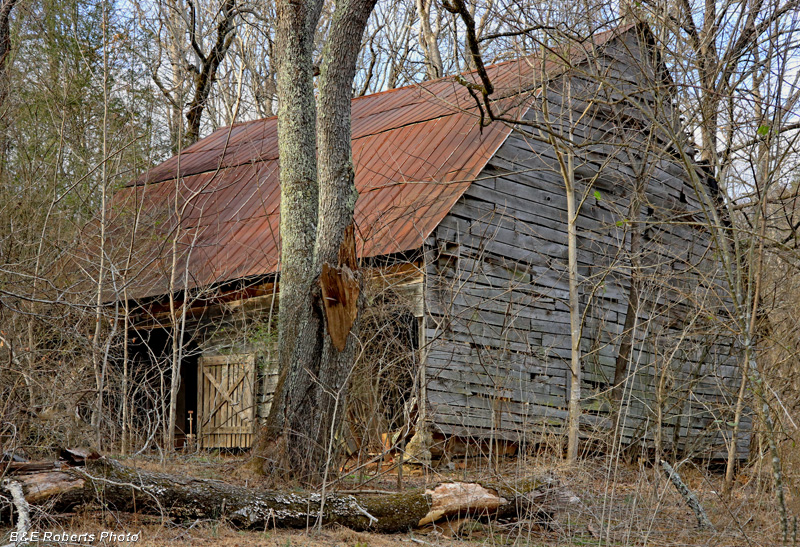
[423,30,750,459]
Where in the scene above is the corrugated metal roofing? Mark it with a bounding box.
[109,25,631,300]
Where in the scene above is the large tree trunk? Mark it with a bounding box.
[311,0,378,486]
[251,0,377,484]
[3,459,577,533]
[254,0,325,481]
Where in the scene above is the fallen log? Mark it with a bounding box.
[3,458,577,533]
[660,460,714,530]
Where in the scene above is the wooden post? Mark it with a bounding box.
[397,435,405,492]
[187,410,194,451]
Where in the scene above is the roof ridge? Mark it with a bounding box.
[203,22,637,135]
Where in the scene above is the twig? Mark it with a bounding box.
[72,462,166,517]
[170,518,200,541]
[351,500,378,527]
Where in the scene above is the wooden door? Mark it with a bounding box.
[197,354,256,448]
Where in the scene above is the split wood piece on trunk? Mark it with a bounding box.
[321,222,360,351]
[3,458,577,533]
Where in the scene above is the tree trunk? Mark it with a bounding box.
[312,0,377,486]
[251,0,377,484]
[0,0,16,164]
[612,170,646,452]
[611,203,642,406]
[0,0,16,122]
[660,460,714,530]
[564,147,581,464]
[253,0,325,482]
[415,0,443,79]
[183,0,237,146]
[541,77,581,464]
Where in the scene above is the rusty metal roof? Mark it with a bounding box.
[108,25,631,301]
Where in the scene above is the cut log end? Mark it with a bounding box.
[419,483,508,525]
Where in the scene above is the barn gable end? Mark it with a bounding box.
[420,26,749,459]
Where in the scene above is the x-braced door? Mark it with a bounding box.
[197,354,255,448]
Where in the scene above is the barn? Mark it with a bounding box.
[106,22,750,460]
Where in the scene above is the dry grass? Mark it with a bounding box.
[3,451,793,547]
